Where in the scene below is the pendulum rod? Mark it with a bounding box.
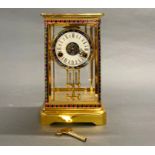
[66,68,69,87]
[77,69,81,99]
[75,69,80,87]
[75,71,78,85]
[78,69,80,88]
[72,68,75,99]
[66,68,80,100]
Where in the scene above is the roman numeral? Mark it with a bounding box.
[65,35,68,39]
[64,58,68,63]
[68,60,71,64]
[72,33,75,38]
[57,48,61,51]
[58,40,63,44]
[75,60,78,65]
[78,59,81,63]
[71,60,74,65]
[82,39,85,42]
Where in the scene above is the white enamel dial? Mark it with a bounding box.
[53,29,92,68]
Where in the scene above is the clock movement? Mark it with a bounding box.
[40,13,106,125]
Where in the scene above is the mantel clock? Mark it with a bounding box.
[40,13,106,125]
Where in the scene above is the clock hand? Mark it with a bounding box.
[80,48,84,53]
[79,48,88,58]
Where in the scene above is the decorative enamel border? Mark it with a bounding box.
[44,19,100,25]
[45,103,101,108]
[44,23,48,102]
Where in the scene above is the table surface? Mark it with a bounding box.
[0,86,155,146]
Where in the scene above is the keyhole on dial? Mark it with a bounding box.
[58,52,63,57]
[66,42,80,56]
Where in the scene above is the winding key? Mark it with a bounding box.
[56,128,87,142]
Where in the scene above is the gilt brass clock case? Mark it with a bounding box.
[40,13,106,126]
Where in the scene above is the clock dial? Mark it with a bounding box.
[53,29,92,68]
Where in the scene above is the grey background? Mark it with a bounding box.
[0,8,155,145]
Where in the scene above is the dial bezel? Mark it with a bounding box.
[53,28,93,69]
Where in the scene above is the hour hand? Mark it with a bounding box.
[79,49,88,58]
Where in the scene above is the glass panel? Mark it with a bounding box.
[50,25,98,105]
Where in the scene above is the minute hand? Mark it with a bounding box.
[79,49,87,58]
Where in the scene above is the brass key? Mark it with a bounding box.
[56,128,87,142]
